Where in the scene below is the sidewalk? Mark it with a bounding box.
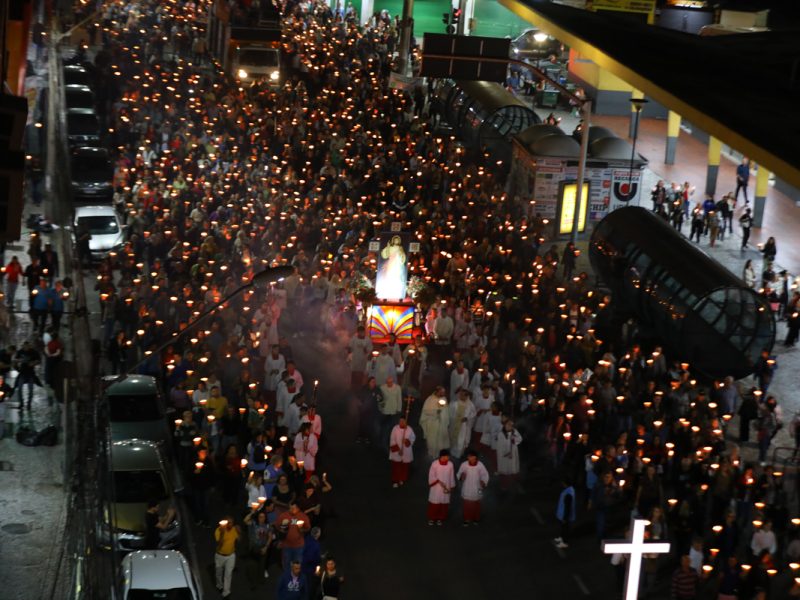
[0,29,70,600]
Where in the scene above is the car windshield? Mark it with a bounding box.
[78,216,118,235]
[73,156,112,180]
[109,394,161,421]
[113,470,167,503]
[128,590,192,600]
[238,49,279,67]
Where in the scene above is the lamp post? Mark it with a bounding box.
[627,97,648,202]
[124,265,294,376]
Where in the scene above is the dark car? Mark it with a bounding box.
[71,146,113,201]
[63,64,93,87]
[64,84,96,110]
[510,28,563,60]
[66,108,101,147]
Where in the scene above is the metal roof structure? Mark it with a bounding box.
[498,0,800,188]
[590,207,775,378]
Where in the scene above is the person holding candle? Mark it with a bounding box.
[294,422,319,481]
[276,502,311,570]
[214,516,241,599]
[427,449,456,526]
[389,415,416,487]
[420,386,450,459]
[244,507,274,580]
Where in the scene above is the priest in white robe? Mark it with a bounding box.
[449,361,470,403]
[448,389,476,459]
[420,387,450,459]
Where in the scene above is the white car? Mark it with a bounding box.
[74,205,125,261]
[121,550,201,600]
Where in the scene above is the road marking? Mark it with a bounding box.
[572,574,591,596]
[553,543,566,559]
[530,507,544,525]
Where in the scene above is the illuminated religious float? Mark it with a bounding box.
[367,222,419,344]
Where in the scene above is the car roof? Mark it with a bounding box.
[72,146,109,158]
[66,107,97,116]
[123,550,192,591]
[104,374,159,396]
[74,206,118,218]
[111,440,162,471]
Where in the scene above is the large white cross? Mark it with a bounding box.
[602,518,671,600]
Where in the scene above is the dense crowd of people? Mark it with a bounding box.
[67,0,800,598]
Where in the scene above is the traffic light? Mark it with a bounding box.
[442,12,452,33]
[451,8,462,27]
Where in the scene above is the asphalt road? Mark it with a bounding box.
[185,329,625,600]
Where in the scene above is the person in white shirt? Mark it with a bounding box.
[420,387,450,459]
[348,325,373,389]
[434,306,454,346]
[471,383,493,447]
[449,360,469,403]
[480,402,503,473]
[496,419,523,490]
[457,450,489,525]
[263,345,286,400]
[285,361,304,392]
[427,450,456,526]
[285,394,304,437]
[448,389,476,459]
[389,416,416,487]
[750,520,777,557]
[300,405,322,438]
[294,422,318,479]
[275,375,297,429]
[371,345,397,386]
[378,376,403,449]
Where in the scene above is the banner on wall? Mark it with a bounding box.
[610,169,642,211]
[590,0,655,13]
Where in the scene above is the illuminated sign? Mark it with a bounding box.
[558,182,589,235]
[369,303,415,344]
[591,0,655,14]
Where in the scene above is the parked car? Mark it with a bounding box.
[71,146,113,201]
[104,375,170,448]
[120,550,201,600]
[64,84,96,110]
[73,206,124,261]
[109,440,183,553]
[66,108,101,147]
[63,64,93,87]
[510,28,562,60]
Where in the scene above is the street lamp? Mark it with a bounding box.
[123,265,294,376]
[627,97,648,202]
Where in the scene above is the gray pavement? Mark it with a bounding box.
[0,32,73,600]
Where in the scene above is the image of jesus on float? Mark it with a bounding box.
[375,235,408,300]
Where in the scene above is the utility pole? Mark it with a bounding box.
[396,0,414,77]
[571,99,591,244]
